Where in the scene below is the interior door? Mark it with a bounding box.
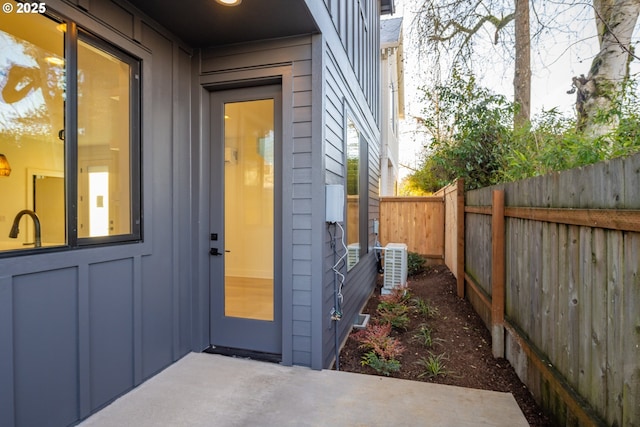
[209,85,282,356]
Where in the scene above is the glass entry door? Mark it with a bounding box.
[209,85,281,356]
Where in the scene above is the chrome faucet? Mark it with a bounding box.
[9,209,42,248]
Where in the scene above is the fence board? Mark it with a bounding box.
[379,197,444,258]
[384,153,640,426]
[590,228,607,416]
[606,231,624,426]
[519,219,530,338]
[577,227,593,402]
[624,154,640,208]
[540,223,554,362]
[567,225,580,389]
[435,182,460,278]
[556,224,570,381]
[530,220,543,350]
[622,233,640,425]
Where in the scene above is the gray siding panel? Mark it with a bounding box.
[13,269,79,427]
[200,38,312,73]
[292,274,312,290]
[0,276,14,427]
[293,90,313,107]
[0,1,195,424]
[320,0,379,123]
[141,254,173,376]
[320,36,381,367]
[88,259,134,411]
[199,36,315,366]
[293,137,312,154]
[294,106,312,122]
[176,46,194,357]
[90,0,135,38]
[140,23,178,379]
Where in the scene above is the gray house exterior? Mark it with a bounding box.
[0,0,393,425]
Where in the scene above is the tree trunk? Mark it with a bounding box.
[575,0,640,138]
[514,0,531,129]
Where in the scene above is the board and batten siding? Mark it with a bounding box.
[322,0,380,123]
[198,36,316,367]
[0,1,194,426]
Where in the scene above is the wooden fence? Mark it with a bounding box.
[378,196,444,261]
[464,154,640,427]
[379,153,640,426]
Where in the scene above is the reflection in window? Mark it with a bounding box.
[77,38,133,238]
[0,5,65,251]
[346,118,360,270]
[0,3,141,254]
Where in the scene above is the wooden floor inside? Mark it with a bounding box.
[225,276,273,321]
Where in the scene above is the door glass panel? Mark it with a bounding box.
[77,39,131,238]
[224,99,274,321]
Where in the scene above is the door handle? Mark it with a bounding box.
[210,248,223,256]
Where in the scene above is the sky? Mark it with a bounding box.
[388,0,640,180]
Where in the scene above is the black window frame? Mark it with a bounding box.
[0,8,142,257]
[344,113,369,272]
[73,28,142,247]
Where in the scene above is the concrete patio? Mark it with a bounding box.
[77,352,528,426]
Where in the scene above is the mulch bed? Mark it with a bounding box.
[337,265,552,426]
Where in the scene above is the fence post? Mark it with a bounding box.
[491,190,505,358]
[456,179,465,298]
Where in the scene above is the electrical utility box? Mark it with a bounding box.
[325,184,344,223]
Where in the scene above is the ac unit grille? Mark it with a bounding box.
[347,243,360,270]
[382,243,407,295]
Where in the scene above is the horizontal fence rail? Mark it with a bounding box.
[381,154,640,426]
[465,206,640,233]
[463,153,640,426]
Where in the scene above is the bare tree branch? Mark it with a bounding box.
[429,13,515,45]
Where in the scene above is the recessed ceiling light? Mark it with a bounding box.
[215,0,241,6]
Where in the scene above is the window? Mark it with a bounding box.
[0,2,141,254]
[346,118,367,271]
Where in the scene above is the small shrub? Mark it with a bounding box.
[378,289,412,330]
[407,252,427,277]
[412,297,439,318]
[378,303,410,330]
[352,323,405,360]
[415,352,450,378]
[413,324,434,347]
[379,286,411,305]
[361,351,401,376]
[353,323,405,376]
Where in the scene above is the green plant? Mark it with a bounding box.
[407,252,427,277]
[415,352,450,378]
[361,351,401,376]
[352,323,405,359]
[377,290,412,330]
[380,286,411,304]
[415,70,514,191]
[353,323,405,376]
[412,324,434,347]
[378,304,410,330]
[412,297,439,318]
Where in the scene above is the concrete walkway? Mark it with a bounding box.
[78,353,529,427]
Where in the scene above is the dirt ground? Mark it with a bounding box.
[338,265,553,427]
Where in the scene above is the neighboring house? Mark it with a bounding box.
[0,0,393,425]
[379,17,405,196]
